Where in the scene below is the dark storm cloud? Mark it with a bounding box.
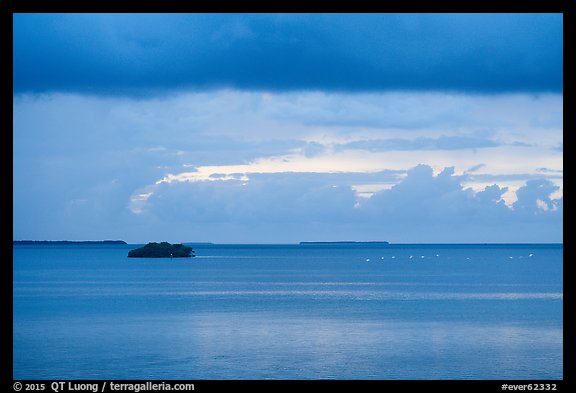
[13,13,562,95]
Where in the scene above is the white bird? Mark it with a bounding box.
[529,253,534,257]
[366,258,370,262]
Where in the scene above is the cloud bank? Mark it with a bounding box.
[21,163,559,244]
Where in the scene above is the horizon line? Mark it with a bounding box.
[13,239,563,246]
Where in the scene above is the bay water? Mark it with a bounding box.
[13,243,563,380]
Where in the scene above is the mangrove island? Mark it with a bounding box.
[128,242,195,258]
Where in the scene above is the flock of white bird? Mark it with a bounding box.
[365,253,534,262]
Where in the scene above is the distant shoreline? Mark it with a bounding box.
[300,241,390,245]
[13,240,127,245]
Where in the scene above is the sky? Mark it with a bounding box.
[13,13,563,244]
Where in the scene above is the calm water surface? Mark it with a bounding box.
[13,243,563,380]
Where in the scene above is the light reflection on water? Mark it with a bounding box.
[14,312,562,380]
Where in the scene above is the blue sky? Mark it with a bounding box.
[13,13,563,243]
